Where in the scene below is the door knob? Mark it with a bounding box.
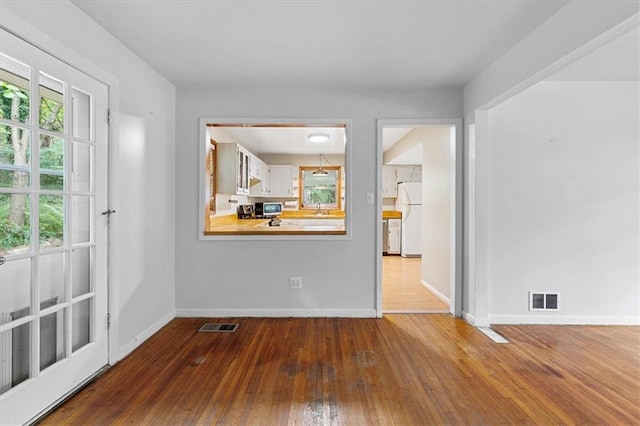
[0,256,6,266]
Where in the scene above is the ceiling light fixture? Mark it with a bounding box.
[308,133,330,143]
[312,154,329,176]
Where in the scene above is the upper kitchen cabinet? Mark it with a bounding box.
[249,154,267,181]
[217,143,251,195]
[382,166,398,198]
[269,165,298,197]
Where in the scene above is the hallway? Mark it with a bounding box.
[382,256,449,312]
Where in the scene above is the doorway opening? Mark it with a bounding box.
[376,120,462,316]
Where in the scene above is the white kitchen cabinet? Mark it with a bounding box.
[382,166,398,198]
[249,155,271,196]
[388,218,401,254]
[217,143,250,195]
[268,165,297,197]
[249,154,262,180]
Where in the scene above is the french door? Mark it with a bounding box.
[0,29,109,425]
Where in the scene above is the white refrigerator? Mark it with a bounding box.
[395,182,422,257]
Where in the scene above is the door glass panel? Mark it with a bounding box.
[39,194,64,248]
[39,73,64,133]
[0,56,30,125]
[0,192,31,255]
[71,88,90,140]
[0,321,31,395]
[39,251,65,305]
[0,124,30,189]
[72,298,90,352]
[72,142,92,192]
[72,247,91,297]
[72,195,91,244]
[39,134,64,190]
[0,257,31,325]
[40,308,66,371]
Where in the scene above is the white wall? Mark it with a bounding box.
[487,81,639,324]
[421,127,452,301]
[1,1,177,359]
[176,87,462,316]
[462,3,639,324]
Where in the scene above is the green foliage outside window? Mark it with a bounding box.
[0,78,65,254]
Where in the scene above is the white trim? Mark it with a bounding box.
[464,311,490,327]
[477,327,509,344]
[462,310,475,325]
[488,315,640,326]
[116,310,175,361]
[176,309,377,318]
[383,309,449,314]
[197,117,353,242]
[376,119,463,318]
[421,280,450,305]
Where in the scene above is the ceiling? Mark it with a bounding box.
[71,0,569,88]
[208,125,346,155]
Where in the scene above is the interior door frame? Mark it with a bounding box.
[1,8,120,365]
[376,118,463,317]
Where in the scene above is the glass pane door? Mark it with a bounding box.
[0,29,109,425]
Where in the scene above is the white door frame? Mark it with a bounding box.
[1,1,120,402]
[376,118,463,317]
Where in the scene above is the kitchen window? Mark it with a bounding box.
[299,166,341,210]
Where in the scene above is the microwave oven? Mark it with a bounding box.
[255,202,282,217]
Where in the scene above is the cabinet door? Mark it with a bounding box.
[388,219,402,253]
[262,166,271,195]
[236,147,250,194]
[269,165,294,196]
[249,154,259,179]
[382,166,397,197]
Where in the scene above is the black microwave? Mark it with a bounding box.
[255,202,282,217]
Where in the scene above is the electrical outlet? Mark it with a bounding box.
[289,276,303,289]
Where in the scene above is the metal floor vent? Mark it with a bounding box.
[199,323,239,333]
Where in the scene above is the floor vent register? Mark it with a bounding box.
[198,323,239,333]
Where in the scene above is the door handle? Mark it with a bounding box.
[0,256,6,266]
[101,209,116,216]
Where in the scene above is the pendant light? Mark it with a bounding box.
[312,154,329,176]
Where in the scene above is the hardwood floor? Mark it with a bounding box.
[382,255,449,312]
[41,317,639,425]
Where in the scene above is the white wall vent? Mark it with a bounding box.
[529,292,560,311]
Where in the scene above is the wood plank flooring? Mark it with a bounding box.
[41,317,639,425]
[382,256,449,312]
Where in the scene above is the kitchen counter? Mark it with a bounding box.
[383,210,402,219]
[206,216,345,235]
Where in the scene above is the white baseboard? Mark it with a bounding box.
[462,310,475,325]
[421,280,450,305]
[175,308,377,318]
[488,314,640,325]
[117,310,175,361]
[463,311,490,327]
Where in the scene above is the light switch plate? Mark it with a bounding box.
[366,192,374,204]
[289,276,302,289]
